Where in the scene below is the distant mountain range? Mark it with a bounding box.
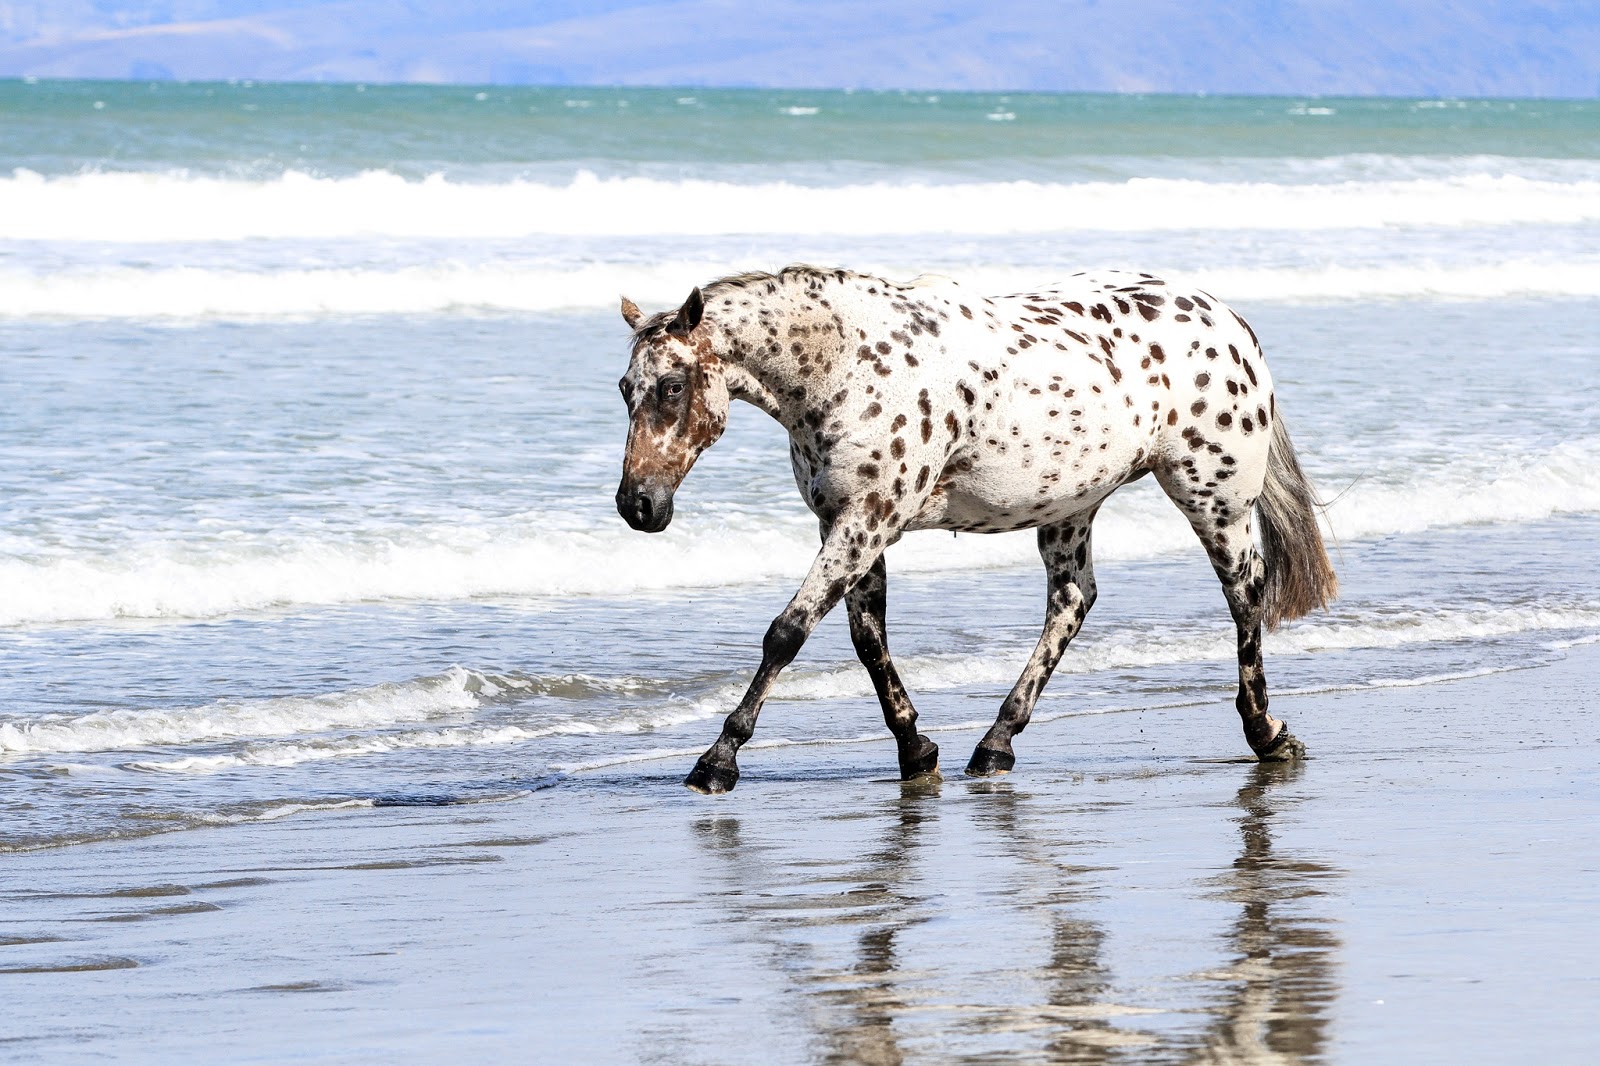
[2,0,1597,97]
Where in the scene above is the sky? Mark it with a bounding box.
[0,1,1597,96]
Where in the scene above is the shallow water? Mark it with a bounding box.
[2,299,1597,853]
[3,643,1598,1063]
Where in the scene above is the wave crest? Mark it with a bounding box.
[6,167,1600,243]
[4,259,1599,319]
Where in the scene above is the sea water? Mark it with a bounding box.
[1,82,1597,851]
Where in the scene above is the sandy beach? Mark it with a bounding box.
[4,640,1596,1063]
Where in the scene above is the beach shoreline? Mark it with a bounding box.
[4,639,1597,1063]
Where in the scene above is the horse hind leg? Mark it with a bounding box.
[1216,525,1304,761]
[846,557,940,780]
[1162,476,1304,762]
[966,515,1098,777]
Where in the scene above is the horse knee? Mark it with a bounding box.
[762,611,809,668]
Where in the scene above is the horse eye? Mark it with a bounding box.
[661,379,685,399]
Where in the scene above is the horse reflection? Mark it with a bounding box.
[693,780,940,1065]
[968,781,1121,1062]
[1185,761,1342,1064]
[690,762,1340,1062]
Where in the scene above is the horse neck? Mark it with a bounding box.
[713,282,851,430]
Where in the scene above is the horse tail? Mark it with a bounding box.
[1257,410,1338,629]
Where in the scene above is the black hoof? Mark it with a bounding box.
[898,735,940,780]
[964,745,1015,778]
[684,758,739,795]
[1254,721,1306,762]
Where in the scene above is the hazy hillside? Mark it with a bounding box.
[1,0,1596,96]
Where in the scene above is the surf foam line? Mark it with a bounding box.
[0,797,383,855]
[4,440,1598,627]
[0,666,629,756]
[6,259,1600,319]
[6,168,1600,242]
[103,602,1600,775]
[547,655,1564,775]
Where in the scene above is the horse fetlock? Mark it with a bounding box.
[898,734,941,780]
[1252,719,1305,762]
[684,756,740,795]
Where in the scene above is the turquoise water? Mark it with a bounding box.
[0,82,1598,852]
[7,81,1600,179]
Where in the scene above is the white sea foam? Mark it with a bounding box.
[106,601,1600,775]
[0,522,822,627]
[763,603,1600,705]
[1,439,1597,626]
[4,167,1600,243]
[0,667,487,755]
[4,258,1599,319]
[0,665,709,761]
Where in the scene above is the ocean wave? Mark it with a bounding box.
[0,665,711,758]
[0,667,489,755]
[4,167,1600,243]
[5,258,1600,319]
[100,601,1600,775]
[1,439,1597,627]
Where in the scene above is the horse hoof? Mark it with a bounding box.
[964,745,1015,777]
[684,759,739,795]
[899,735,940,780]
[1255,722,1306,762]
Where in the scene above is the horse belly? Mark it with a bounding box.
[907,438,1135,533]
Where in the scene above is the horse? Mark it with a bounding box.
[615,265,1336,794]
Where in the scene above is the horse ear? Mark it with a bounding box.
[620,296,643,329]
[668,287,704,337]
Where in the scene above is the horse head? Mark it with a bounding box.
[615,287,730,533]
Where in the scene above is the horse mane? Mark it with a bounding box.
[629,265,865,347]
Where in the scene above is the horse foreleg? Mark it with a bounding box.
[684,515,887,795]
[846,556,939,780]
[1208,524,1305,762]
[966,518,1098,777]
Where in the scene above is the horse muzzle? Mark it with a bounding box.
[617,482,675,533]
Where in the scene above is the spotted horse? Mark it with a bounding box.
[616,266,1337,794]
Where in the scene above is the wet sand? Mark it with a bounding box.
[3,643,1598,1064]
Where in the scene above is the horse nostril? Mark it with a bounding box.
[636,492,655,526]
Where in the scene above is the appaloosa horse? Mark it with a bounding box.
[616,266,1336,794]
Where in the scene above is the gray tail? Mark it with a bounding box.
[1257,412,1338,628]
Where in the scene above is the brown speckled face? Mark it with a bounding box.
[616,294,728,533]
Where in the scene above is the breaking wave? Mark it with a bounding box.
[4,259,1598,319]
[1,438,1597,627]
[18,600,1591,774]
[5,166,1600,243]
